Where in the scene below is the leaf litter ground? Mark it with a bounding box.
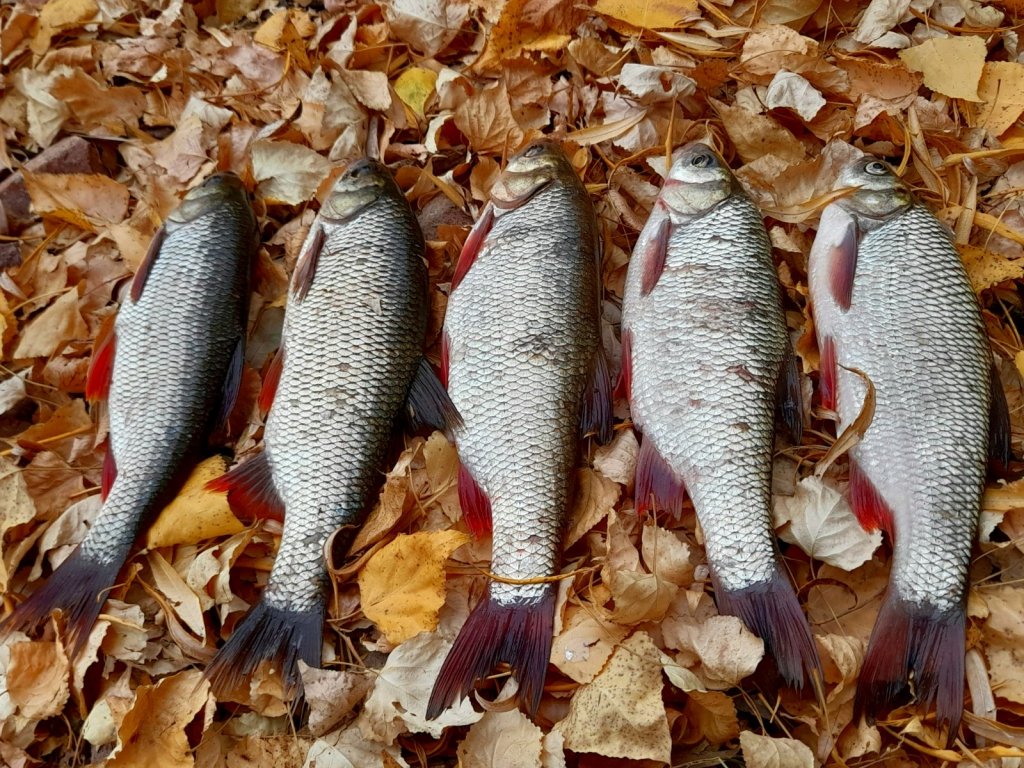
[3,0,1024,766]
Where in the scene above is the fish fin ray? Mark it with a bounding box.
[85,316,117,401]
[405,358,463,435]
[827,214,857,311]
[216,337,246,429]
[130,224,165,303]
[581,349,613,444]
[440,330,451,389]
[777,346,804,444]
[848,458,895,539]
[458,463,492,537]
[258,347,285,415]
[614,327,632,402]
[101,446,116,501]
[819,335,837,412]
[635,435,686,519]
[293,224,325,301]
[451,204,494,292]
[206,452,284,522]
[989,361,1012,469]
[640,216,671,298]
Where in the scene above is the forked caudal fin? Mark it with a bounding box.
[205,601,324,713]
[855,593,965,747]
[426,586,556,720]
[1,548,124,657]
[714,569,822,693]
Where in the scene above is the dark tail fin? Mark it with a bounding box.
[205,601,323,712]
[714,569,823,692]
[1,548,123,656]
[855,593,965,747]
[426,586,555,720]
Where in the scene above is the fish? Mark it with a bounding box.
[2,172,257,654]
[204,158,460,706]
[808,156,1004,744]
[619,143,822,691]
[426,140,612,719]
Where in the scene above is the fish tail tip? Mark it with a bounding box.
[206,601,323,713]
[856,595,964,747]
[427,587,556,721]
[715,570,823,692]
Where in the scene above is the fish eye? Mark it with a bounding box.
[523,144,546,158]
[690,153,713,168]
[865,160,888,176]
[347,161,373,179]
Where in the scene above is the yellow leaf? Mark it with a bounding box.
[146,456,245,549]
[973,62,1024,137]
[899,36,986,102]
[395,67,438,119]
[593,0,698,29]
[31,0,98,54]
[959,244,1024,293]
[358,530,470,645]
[22,172,131,229]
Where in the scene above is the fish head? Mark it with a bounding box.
[170,172,248,223]
[835,157,914,220]
[659,143,736,217]
[321,158,396,222]
[491,140,573,209]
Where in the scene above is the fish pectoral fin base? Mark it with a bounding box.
[101,445,117,501]
[776,347,804,444]
[714,570,823,693]
[405,358,463,435]
[206,452,285,522]
[581,349,613,444]
[989,362,1013,469]
[819,335,837,412]
[458,463,492,537]
[450,204,495,292]
[259,347,285,415]
[86,315,117,402]
[635,436,687,519]
[0,548,123,658]
[426,587,556,720]
[206,601,323,715]
[855,595,965,748]
[614,327,632,402]
[848,458,895,539]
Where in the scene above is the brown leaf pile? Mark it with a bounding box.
[3,0,1024,766]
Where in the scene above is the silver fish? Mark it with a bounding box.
[809,157,999,743]
[620,142,821,690]
[3,172,257,653]
[427,140,611,718]
[205,159,458,705]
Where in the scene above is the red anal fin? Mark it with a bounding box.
[451,204,494,292]
[635,436,686,519]
[427,586,555,720]
[101,446,117,501]
[581,349,613,444]
[855,594,965,748]
[130,224,166,303]
[614,327,632,402]
[85,315,117,401]
[258,347,284,415]
[640,216,671,298]
[458,462,492,537]
[216,337,246,429]
[827,214,858,311]
[989,362,1012,469]
[293,223,325,301]
[777,348,804,444]
[440,330,451,389]
[206,451,285,522]
[406,358,463,435]
[713,568,823,692]
[848,457,895,540]
[819,335,837,411]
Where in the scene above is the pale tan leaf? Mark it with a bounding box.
[739,731,815,768]
[899,36,986,102]
[13,287,88,359]
[457,709,544,768]
[0,459,37,593]
[551,607,629,683]
[251,140,332,206]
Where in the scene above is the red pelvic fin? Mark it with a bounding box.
[426,586,556,720]
[258,347,285,415]
[581,349,613,444]
[614,327,632,402]
[206,600,323,713]
[206,451,285,522]
[0,548,124,657]
[440,331,451,389]
[777,348,804,444]
[458,462,492,537]
[85,316,117,402]
[819,335,837,412]
[406,358,463,435]
[451,204,495,292]
[826,213,858,312]
[635,435,686,519]
[714,569,823,692]
[130,224,166,303]
[989,362,1012,469]
[640,215,671,298]
[101,446,117,501]
[216,337,246,429]
[848,458,895,540]
[855,594,965,748]
[292,223,325,301]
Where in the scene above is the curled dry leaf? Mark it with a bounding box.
[299,663,374,738]
[4,639,70,720]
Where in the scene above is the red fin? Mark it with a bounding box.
[614,327,632,402]
[427,586,555,719]
[101,447,117,501]
[206,452,284,522]
[819,335,837,411]
[206,601,323,713]
[640,216,671,298]
[848,458,895,539]
[0,548,123,657]
[406,358,463,435]
[458,463,492,537]
[130,224,165,303]
[635,435,686,519]
[777,348,804,444]
[440,330,451,389]
[827,215,857,311]
[293,224,325,301]
[85,316,117,401]
[217,337,246,428]
[714,568,823,691]
[855,594,965,748]
[581,350,613,444]
[989,362,1012,469]
[451,204,494,292]
[259,347,284,415]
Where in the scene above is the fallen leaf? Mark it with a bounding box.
[981,585,1024,704]
[394,67,438,119]
[146,456,245,549]
[299,663,374,738]
[566,467,619,547]
[684,690,739,746]
[690,615,764,689]
[899,36,986,102]
[551,607,629,683]
[591,428,639,486]
[765,72,826,121]
[453,81,526,155]
[5,640,70,719]
[739,731,815,768]
[592,0,698,29]
[713,99,807,165]
[384,0,470,57]
[959,244,1024,292]
[12,287,88,359]
[147,550,207,639]
[31,0,98,54]
[973,62,1024,137]
[251,139,333,206]
[23,172,130,229]
[457,709,545,768]
[0,459,37,593]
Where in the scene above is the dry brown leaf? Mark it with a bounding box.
[251,139,333,205]
[739,731,815,768]
[454,81,526,155]
[299,663,374,738]
[565,467,619,547]
[551,606,629,683]
[591,429,638,485]
[899,36,986,102]
[147,550,207,639]
[457,709,545,767]
[713,100,807,165]
[12,287,88,359]
[981,585,1024,704]
[384,0,469,57]
[973,62,1024,137]
[23,172,130,230]
[5,640,70,720]
[592,0,698,28]
[0,459,37,593]
[690,615,765,689]
[684,690,739,746]
[31,0,99,55]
